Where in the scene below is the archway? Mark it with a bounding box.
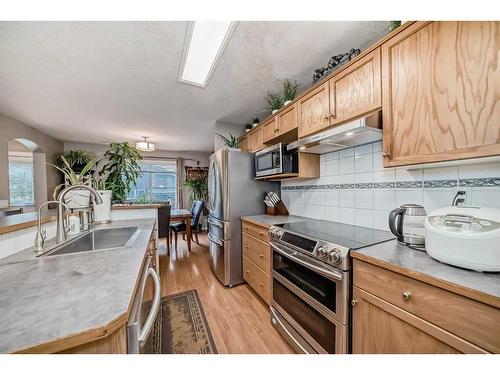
[7,138,47,211]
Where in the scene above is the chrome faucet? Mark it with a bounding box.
[34,200,69,252]
[55,185,103,243]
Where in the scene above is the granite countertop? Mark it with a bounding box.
[352,240,500,307]
[0,218,155,353]
[240,214,306,228]
[0,209,58,235]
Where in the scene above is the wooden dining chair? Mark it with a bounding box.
[169,200,204,251]
[157,204,171,256]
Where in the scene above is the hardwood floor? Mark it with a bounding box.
[157,232,294,354]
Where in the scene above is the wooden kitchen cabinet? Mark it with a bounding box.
[352,259,499,353]
[239,135,248,152]
[263,106,298,144]
[381,21,500,167]
[262,117,279,143]
[247,126,264,152]
[330,48,381,124]
[241,219,271,304]
[297,82,332,138]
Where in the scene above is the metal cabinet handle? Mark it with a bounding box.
[382,151,391,158]
[258,254,264,258]
[351,299,358,306]
[322,114,329,120]
[138,267,161,344]
[402,291,411,301]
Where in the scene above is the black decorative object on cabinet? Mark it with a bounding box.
[312,48,361,83]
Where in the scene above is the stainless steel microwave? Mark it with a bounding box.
[255,143,298,177]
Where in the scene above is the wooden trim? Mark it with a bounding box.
[58,325,127,354]
[241,217,273,229]
[351,251,500,309]
[353,287,488,354]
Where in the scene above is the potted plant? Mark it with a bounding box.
[56,150,93,173]
[266,91,283,114]
[215,133,242,150]
[91,175,113,223]
[245,123,253,132]
[252,117,260,128]
[96,142,143,203]
[50,156,94,209]
[282,79,299,106]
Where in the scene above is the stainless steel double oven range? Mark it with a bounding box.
[269,220,393,354]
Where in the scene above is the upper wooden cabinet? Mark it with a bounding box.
[239,135,248,152]
[382,21,500,167]
[330,48,382,124]
[263,105,298,143]
[247,126,264,152]
[297,82,331,138]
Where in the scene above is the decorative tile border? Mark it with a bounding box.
[281,177,500,191]
[458,177,500,187]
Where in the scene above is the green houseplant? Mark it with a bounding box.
[266,91,284,114]
[215,132,242,149]
[282,79,299,105]
[49,155,94,208]
[184,177,208,202]
[97,142,143,202]
[56,150,93,173]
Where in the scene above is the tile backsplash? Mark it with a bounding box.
[281,141,500,231]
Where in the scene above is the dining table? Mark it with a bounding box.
[170,208,193,251]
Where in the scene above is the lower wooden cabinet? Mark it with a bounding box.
[241,220,271,304]
[352,259,498,353]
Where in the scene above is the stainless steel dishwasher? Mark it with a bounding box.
[127,255,161,354]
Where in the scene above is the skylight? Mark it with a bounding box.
[178,21,237,88]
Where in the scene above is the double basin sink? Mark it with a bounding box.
[38,226,140,257]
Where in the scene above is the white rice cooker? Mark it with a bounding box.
[425,206,500,272]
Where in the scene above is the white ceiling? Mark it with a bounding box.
[0,21,390,152]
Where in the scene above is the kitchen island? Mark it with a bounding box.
[0,218,156,353]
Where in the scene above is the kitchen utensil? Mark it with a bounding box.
[425,206,500,272]
[389,204,427,248]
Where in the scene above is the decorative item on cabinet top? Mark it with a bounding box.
[313,48,361,82]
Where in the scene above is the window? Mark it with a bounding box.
[8,151,35,207]
[127,160,178,208]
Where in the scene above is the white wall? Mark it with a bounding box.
[281,141,500,231]
[213,120,246,151]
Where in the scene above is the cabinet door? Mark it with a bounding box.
[262,118,278,143]
[297,82,331,138]
[352,287,486,354]
[248,127,263,152]
[330,48,381,124]
[239,136,248,152]
[382,21,500,167]
[277,104,298,135]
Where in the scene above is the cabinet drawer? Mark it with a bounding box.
[241,221,269,242]
[242,232,270,274]
[243,257,271,304]
[353,259,500,353]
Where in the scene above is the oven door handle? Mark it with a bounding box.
[270,242,343,281]
[271,308,311,354]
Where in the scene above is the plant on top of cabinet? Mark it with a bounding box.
[215,132,242,149]
[282,79,300,106]
[252,117,260,128]
[245,123,253,132]
[266,91,284,114]
[56,149,93,174]
[97,142,143,202]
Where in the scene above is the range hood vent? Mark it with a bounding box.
[287,111,382,154]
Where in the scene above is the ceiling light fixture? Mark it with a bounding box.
[178,21,237,88]
[136,137,155,152]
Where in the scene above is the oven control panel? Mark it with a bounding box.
[269,226,344,267]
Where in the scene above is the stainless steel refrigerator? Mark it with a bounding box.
[207,149,277,287]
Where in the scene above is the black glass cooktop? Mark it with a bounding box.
[276,219,394,249]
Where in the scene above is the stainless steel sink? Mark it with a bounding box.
[39,226,140,257]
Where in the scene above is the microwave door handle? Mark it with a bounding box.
[138,267,161,345]
[270,243,343,282]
